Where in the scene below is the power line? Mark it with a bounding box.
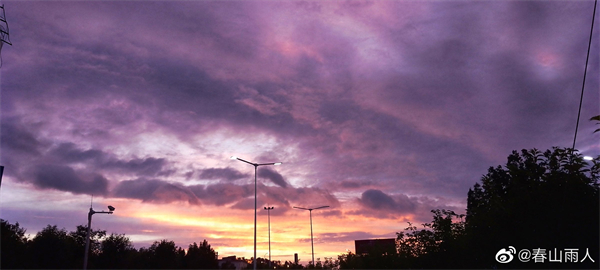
[572,0,597,150]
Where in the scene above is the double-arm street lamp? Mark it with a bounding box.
[83,205,115,270]
[231,156,282,270]
[264,206,274,267]
[293,205,329,266]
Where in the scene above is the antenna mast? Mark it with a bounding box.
[0,4,12,67]
[0,4,11,45]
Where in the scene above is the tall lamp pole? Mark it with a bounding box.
[0,166,4,195]
[83,205,115,270]
[231,156,282,270]
[264,206,274,268]
[293,205,329,266]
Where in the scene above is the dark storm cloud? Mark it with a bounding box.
[32,164,109,195]
[317,98,362,125]
[359,189,397,211]
[190,183,253,206]
[1,133,173,194]
[101,157,167,176]
[352,189,465,221]
[0,117,45,156]
[358,189,416,214]
[183,182,340,210]
[261,185,341,209]
[47,142,168,177]
[144,60,238,119]
[49,142,104,163]
[112,178,199,205]
[198,167,249,181]
[258,167,288,188]
[339,180,373,189]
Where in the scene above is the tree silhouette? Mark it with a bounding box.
[338,147,598,269]
[394,210,466,268]
[97,233,136,269]
[70,224,106,268]
[27,225,80,268]
[183,240,218,269]
[0,221,227,269]
[1,219,28,268]
[466,147,599,269]
[147,239,185,269]
[591,115,600,133]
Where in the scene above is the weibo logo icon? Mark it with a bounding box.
[495,246,516,263]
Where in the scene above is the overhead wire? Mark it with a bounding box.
[572,0,598,150]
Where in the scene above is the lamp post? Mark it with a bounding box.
[0,166,4,194]
[264,206,274,268]
[83,205,115,270]
[231,156,282,270]
[293,205,329,266]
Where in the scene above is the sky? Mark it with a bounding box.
[0,0,599,264]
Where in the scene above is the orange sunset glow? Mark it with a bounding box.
[1,0,598,268]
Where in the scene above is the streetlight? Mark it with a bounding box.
[264,206,274,268]
[231,156,282,270]
[293,205,329,266]
[83,205,114,270]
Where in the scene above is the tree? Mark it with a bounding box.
[321,257,339,270]
[97,233,136,269]
[183,240,218,269]
[340,147,598,269]
[591,115,600,133]
[338,252,361,269]
[395,210,466,268]
[466,147,599,269]
[69,224,106,268]
[1,219,28,268]
[146,239,185,269]
[280,260,303,269]
[134,246,155,269]
[28,225,79,268]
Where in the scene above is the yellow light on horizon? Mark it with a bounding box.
[131,212,254,230]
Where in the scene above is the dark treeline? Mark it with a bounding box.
[2,147,599,269]
[0,220,223,269]
[338,147,599,269]
[0,220,306,269]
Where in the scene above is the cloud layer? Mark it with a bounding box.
[0,0,598,260]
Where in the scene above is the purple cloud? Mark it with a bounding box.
[49,142,104,163]
[32,164,109,196]
[101,157,167,176]
[49,143,169,177]
[0,0,598,254]
[112,178,199,205]
[198,167,249,181]
[339,180,373,189]
[192,183,253,206]
[258,167,288,188]
[358,189,416,216]
[1,117,45,156]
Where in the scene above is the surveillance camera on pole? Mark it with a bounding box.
[83,204,115,270]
